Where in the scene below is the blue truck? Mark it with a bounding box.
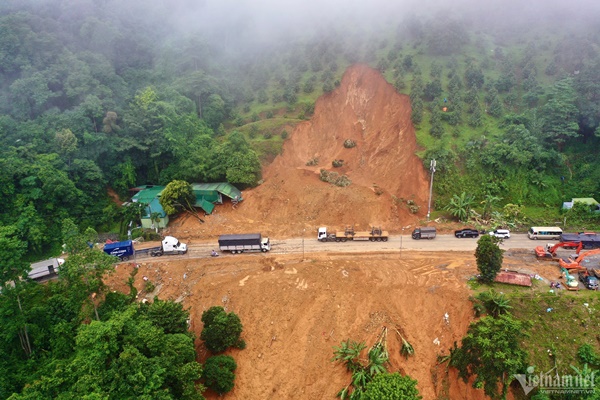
[103,240,135,261]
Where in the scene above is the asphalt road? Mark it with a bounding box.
[131,234,545,262]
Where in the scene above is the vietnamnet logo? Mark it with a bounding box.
[515,366,596,395]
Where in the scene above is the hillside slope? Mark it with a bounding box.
[184,64,430,239]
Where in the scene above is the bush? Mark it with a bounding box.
[201,306,243,353]
[306,157,319,166]
[281,130,289,139]
[144,280,155,293]
[202,355,237,394]
[343,139,356,148]
[320,169,351,187]
[332,159,344,168]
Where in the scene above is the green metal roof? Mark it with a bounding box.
[132,186,165,204]
[132,182,240,215]
[195,198,215,214]
[191,182,242,201]
[572,198,599,205]
[143,197,167,218]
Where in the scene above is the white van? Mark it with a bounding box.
[489,229,511,239]
[528,226,562,240]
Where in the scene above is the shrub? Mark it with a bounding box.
[144,280,155,293]
[306,158,319,166]
[263,132,273,139]
[320,169,351,187]
[202,355,237,394]
[281,130,289,139]
[266,110,274,118]
[200,306,243,353]
[332,159,344,168]
[343,139,356,148]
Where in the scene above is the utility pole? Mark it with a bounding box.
[427,159,436,222]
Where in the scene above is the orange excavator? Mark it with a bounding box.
[558,248,600,271]
[535,242,583,261]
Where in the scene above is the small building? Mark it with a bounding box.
[28,258,64,282]
[131,185,169,230]
[191,182,243,215]
[131,183,243,227]
[562,197,600,210]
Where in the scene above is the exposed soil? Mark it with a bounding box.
[106,252,490,400]
[170,64,430,242]
[104,65,527,399]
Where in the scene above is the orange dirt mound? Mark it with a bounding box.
[178,64,430,240]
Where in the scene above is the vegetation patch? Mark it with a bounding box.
[320,169,351,187]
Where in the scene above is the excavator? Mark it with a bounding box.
[558,248,600,271]
[535,241,583,261]
[560,267,580,290]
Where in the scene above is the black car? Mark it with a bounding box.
[454,229,480,238]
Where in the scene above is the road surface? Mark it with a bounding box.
[132,234,549,261]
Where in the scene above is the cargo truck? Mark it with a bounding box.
[411,227,436,240]
[317,226,389,242]
[559,233,600,249]
[218,233,271,254]
[103,236,187,260]
[103,240,135,261]
[28,258,65,282]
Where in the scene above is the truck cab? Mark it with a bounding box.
[318,227,329,241]
[162,236,187,254]
[261,237,271,251]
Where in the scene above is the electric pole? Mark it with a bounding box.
[427,159,436,221]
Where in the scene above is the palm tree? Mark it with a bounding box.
[476,290,512,317]
[481,194,502,221]
[445,192,475,222]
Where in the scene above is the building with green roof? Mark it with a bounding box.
[131,183,243,228]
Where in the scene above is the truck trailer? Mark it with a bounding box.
[559,233,600,249]
[28,258,65,282]
[411,227,437,240]
[218,233,271,254]
[317,226,389,242]
[103,240,135,261]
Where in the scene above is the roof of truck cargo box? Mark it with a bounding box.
[219,233,262,241]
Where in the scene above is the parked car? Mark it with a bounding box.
[454,228,480,238]
[489,229,511,239]
[579,272,599,290]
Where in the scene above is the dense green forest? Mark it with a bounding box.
[1,0,600,256]
[1,0,600,398]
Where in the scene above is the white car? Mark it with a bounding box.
[489,229,511,239]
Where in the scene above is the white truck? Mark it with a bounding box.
[148,236,188,257]
[218,233,271,254]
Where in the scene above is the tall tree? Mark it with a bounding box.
[450,314,530,399]
[542,78,580,148]
[475,235,503,283]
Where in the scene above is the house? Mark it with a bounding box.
[131,185,169,230]
[131,183,243,228]
[562,197,600,211]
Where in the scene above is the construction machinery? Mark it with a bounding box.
[560,267,580,290]
[535,241,583,261]
[558,248,600,271]
[318,226,389,242]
